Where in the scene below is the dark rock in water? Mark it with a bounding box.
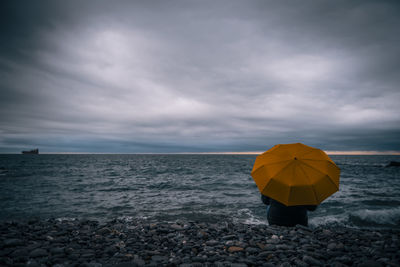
[386,161,400,167]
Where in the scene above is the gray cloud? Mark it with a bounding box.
[1,0,400,153]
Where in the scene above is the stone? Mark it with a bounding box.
[64,247,74,254]
[222,235,236,240]
[98,227,111,235]
[0,218,398,267]
[26,259,41,267]
[322,229,332,236]
[3,238,24,247]
[329,262,348,267]
[263,244,276,251]
[266,238,280,244]
[303,255,322,266]
[294,259,308,267]
[205,240,220,246]
[82,253,95,258]
[50,247,65,255]
[228,246,244,252]
[336,243,344,250]
[336,255,353,264]
[276,244,291,250]
[114,263,137,267]
[197,230,208,239]
[328,242,337,250]
[151,255,168,262]
[246,247,259,254]
[29,248,48,258]
[171,223,183,230]
[296,224,312,231]
[104,245,118,255]
[231,263,248,267]
[133,256,145,267]
[358,260,384,267]
[257,251,272,258]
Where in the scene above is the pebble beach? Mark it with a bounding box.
[1,218,399,267]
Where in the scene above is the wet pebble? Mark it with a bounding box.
[29,248,48,258]
[0,218,398,266]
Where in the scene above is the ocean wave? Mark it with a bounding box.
[360,199,400,206]
[309,214,349,228]
[55,217,78,222]
[349,207,400,227]
[236,208,268,225]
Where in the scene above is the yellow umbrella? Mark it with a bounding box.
[251,143,340,206]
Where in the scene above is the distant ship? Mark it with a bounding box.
[22,148,39,154]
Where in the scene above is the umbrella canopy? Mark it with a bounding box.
[251,143,340,206]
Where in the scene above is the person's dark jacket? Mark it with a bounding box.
[261,194,317,227]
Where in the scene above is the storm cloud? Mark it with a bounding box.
[1,0,400,153]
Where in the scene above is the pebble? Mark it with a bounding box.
[171,223,184,230]
[205,240,219,246]
[29,248,48,258]
[303,255,322,266]
[228,246,244,252]
[3,238,24,247]
[245,247,259,254]
[222,234,236,240]
[0,218,398,266]
[50,247,65,255]
[358,260,384,267]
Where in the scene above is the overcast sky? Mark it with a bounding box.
[1,0,399,153]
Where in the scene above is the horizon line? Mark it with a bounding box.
[2,150,400,155]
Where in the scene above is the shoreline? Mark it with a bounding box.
[1,218,399,267]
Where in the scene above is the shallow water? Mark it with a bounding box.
[0,154,399,229]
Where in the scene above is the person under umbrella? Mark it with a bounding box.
[251,143,340,227]
[261,194,317,227]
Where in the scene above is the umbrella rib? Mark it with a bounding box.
[299,161,339,191]
[297,164,319,204]
[300,159,340,170]
[252,159,292,176]
[260,159,292,167]
[268,160,294,181]
[297,148,318,158]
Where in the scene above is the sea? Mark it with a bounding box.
[0,154,399,229]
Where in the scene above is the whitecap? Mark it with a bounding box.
[236,208,268,225]
[309,214,348,227]
[350,207,400,226]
